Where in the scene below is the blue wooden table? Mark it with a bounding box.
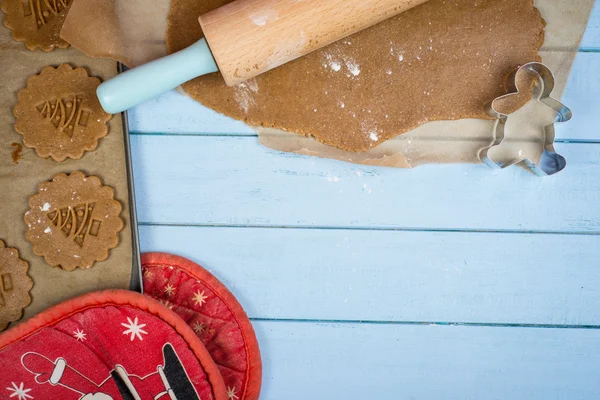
[128,5,600,398]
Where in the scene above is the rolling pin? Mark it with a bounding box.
[97,0,429,114]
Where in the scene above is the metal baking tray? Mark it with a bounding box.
[119,64,142,294]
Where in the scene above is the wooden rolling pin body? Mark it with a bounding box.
[97,0,430,113]
[200,0,428,86]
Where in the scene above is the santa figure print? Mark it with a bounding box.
[0,291,229,400]
[20,343,199,400]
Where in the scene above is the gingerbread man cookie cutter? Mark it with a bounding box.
[479,62,572,176]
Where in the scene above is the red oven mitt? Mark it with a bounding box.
[142,252,262,400]
[0,290,227,400]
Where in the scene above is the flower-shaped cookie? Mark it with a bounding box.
[1,0,71,51]
[25,171,123,271]
[14,64,112,162]
[0,240,33,331]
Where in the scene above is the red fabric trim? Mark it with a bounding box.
[142,252,262,400]
[0,289,228,400]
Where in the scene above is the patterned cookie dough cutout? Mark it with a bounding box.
[0,240,33,331]
[25,171,123,271]
[14,64,112,162]
[1,0,72,51]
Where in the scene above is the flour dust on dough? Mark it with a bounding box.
[167,0,545,152]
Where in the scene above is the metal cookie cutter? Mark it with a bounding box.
[479,62,572,176]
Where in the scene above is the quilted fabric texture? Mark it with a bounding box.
[142,252,262,400]
[0,290,227,400]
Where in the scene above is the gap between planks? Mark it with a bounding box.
[137,222,600,236]
[127,131,600,144]
[249,317,600,330]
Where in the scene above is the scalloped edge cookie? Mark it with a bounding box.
[24,171,123,271]
[1,0,71,51]
[14,64,112,162]
[0,240,33,331]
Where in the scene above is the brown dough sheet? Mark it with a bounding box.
[167,0,545,153]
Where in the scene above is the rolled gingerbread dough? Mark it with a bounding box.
[167,0,545,152]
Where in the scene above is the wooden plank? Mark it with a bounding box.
[130,136,600,232]
[560,53,600,141]
[139,225,600,325]
[127,90,255,135]
[581,1,600,49]
[127,53,600,142]
[253,321,600,399]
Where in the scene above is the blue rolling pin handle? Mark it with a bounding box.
[97,38,219,114]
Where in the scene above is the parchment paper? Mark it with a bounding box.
[60,0,594,169]
[0,19,133,325]
[61,0,171,67]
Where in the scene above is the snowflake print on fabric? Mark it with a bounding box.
[0,291,228,400]
[121,316,148,341]
[193,321,206,334]
[164,284,175,296]
[142,252,262,400]
[73,328,86,341]
[159,299,174,310]
[192,290,208,306]
[7,382,33,400]
[227,386,239,400]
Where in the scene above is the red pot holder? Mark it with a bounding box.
[141,252,262,400]
[0,290,228,400]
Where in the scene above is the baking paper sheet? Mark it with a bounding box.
[0,20,133,324]
[60,0,594,169]
[61,0,171,67]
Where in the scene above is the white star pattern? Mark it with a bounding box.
[7,382,33,400]
[192,290,208,306]
[193,321,206,334]
[164,284,175,296]
[121,316,148,341]
[73,328,87,341]
[226,386,239,400]
[159,299,174,310]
